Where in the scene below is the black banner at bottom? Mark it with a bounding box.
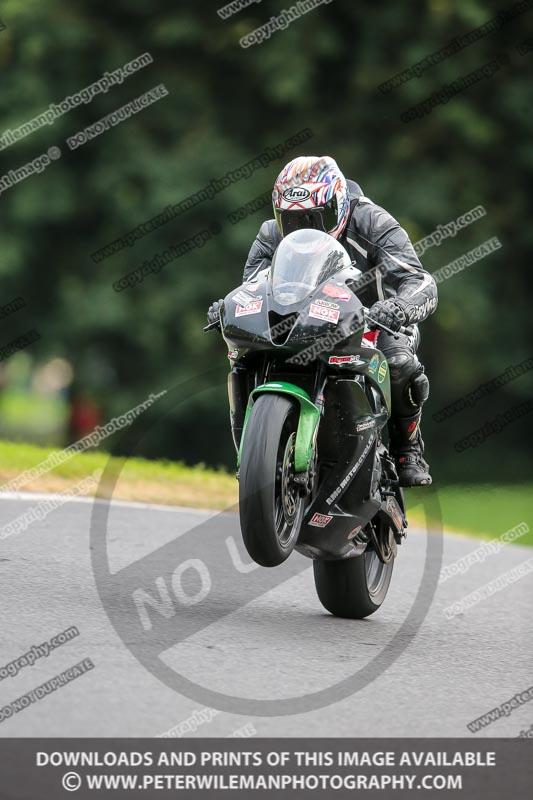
[0,739,530,798]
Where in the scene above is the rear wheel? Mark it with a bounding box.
[313,537,394,619]
[239,394,305,567]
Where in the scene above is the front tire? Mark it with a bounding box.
[239,394,305,567]
[313,547,394,619]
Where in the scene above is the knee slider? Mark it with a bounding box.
[386,351,411,382]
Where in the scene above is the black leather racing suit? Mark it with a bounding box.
[242,180,438,457]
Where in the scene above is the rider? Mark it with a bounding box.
[208,156,437,487]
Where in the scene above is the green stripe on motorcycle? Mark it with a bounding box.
[237,382,320,473]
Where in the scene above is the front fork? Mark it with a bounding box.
[227,355,271,452]
[227,366,249,453]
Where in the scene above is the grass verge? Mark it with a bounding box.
[0,441,530,544]
[408,484,532,546]
[0,440,237,510]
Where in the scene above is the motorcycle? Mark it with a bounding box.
[205,228,407,619]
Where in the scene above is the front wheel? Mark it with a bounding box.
[239,394,305,567]
[313,547,394,619]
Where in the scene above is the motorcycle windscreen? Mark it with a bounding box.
[270,229,352,307]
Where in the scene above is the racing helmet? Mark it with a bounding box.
[272,155,350,240]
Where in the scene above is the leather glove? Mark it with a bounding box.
[207,299,223,327]
[368,299,408,332]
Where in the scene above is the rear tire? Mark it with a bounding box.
[313,547,394,619]
[239,394,305,567]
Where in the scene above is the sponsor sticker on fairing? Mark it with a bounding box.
[227,348,238,360]
[326,435,375,506]
[368,354,380,374]
[232,290,261,305]
[322,284,351,301]
[309,303,340,324]
[314,298,339,310]
[235,299,263,317]
[378,360,388,383]
[309,512,333,528]
[328,355,364,366]
[356,418,374,433]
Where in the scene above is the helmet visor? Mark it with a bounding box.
[274,197,339,237]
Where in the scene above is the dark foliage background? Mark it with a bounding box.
[1,0,531,483]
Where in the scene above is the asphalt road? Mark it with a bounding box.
[0,492,531,738]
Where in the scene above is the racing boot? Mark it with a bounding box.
[390,411,432,487]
